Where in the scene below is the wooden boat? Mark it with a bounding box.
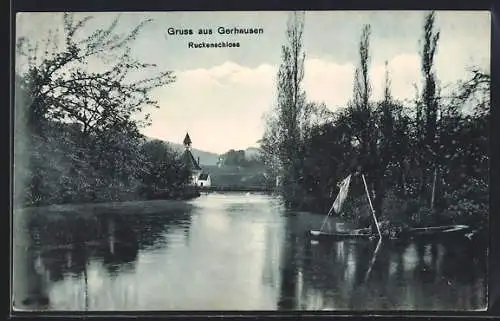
[309,228,376,241]
[309,174,383,242]
[310,224,472,242]
[397,224,472,241]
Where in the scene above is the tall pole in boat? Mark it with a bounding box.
[319,202,335,233]
[430,167,438,210]
[362,174,382,239]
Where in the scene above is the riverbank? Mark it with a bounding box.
[13,185,201,212]
[13,198,197,220]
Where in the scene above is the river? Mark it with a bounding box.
[12,192,487,311]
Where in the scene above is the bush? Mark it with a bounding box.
[380,189,410,224]
[441,177,488,228]
[330,179,488,231]
[339,194,371,225]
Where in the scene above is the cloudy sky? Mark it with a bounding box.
[16,11,490,154]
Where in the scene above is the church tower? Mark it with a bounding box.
[182,132,201,174]
[183,132,192,150]
[181,132,211,188]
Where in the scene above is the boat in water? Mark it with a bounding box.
[309,173,473,242]
[309,173,382,241]
[309,228,375,240]
[310,224,474,242]
[397,224,473,241]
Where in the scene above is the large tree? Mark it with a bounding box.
[16,13,175,136]
[421,11,440,150]
[14,13,179,205]
[261,11,307,207]
[350,25,374,170]
[349,24,387,228]
[140,140,190,198]
[419,11,441,208]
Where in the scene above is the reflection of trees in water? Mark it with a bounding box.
[24,206,193,300]
[276,213,383,310]
[277,214,299,310]
[126,209,192,251]
[33,214,140,281]
[280,227,487,311]
[300,240,381,309]
[261,220,283,292]
[439,239,486,285]
[411,242,440,284]
[17,248,51,309]
[98,215,139,275]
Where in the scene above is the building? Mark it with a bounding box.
[216,156,225,168]
[197,173,211,188]
[182,132,211,188]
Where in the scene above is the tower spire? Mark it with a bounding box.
[183,132,192,149]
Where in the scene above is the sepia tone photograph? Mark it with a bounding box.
[12,10,490,312]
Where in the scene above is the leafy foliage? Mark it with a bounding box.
[14,13,193,207]
[139,140,191,199]
[261,11,489,230]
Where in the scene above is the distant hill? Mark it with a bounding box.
[144,137,262,166]
[168,142,220,166]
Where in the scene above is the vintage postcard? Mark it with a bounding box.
[12,11,490,312]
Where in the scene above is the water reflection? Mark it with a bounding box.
[13,202,194,311]
[290,235,486,310]
[12,194,487,311]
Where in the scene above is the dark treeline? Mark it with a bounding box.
[213,149,270,188]
[14,13,197,208]
[218,149,265,168]
[261,12,489,231]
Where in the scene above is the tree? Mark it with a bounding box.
[419,11,440,209]
[14,13,184,206]
[222,149,246,166]
[300,110,358,213]
[16,13,175,137]
[436,69,490,228]
[378,61,395,175]
[454,67,490,117]
[140,140,190,198]
[349,24,388,229]
[421,11,440,150]
[260,111,281,186]
[262,11,307,208]
[349,25,374,170]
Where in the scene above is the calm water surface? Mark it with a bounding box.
[13,193,487,311]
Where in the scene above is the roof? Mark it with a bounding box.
[198,173,210,180]
[183,133,192,146]
[182,149,201,170]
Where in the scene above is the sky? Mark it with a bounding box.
[16,11,490,154]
